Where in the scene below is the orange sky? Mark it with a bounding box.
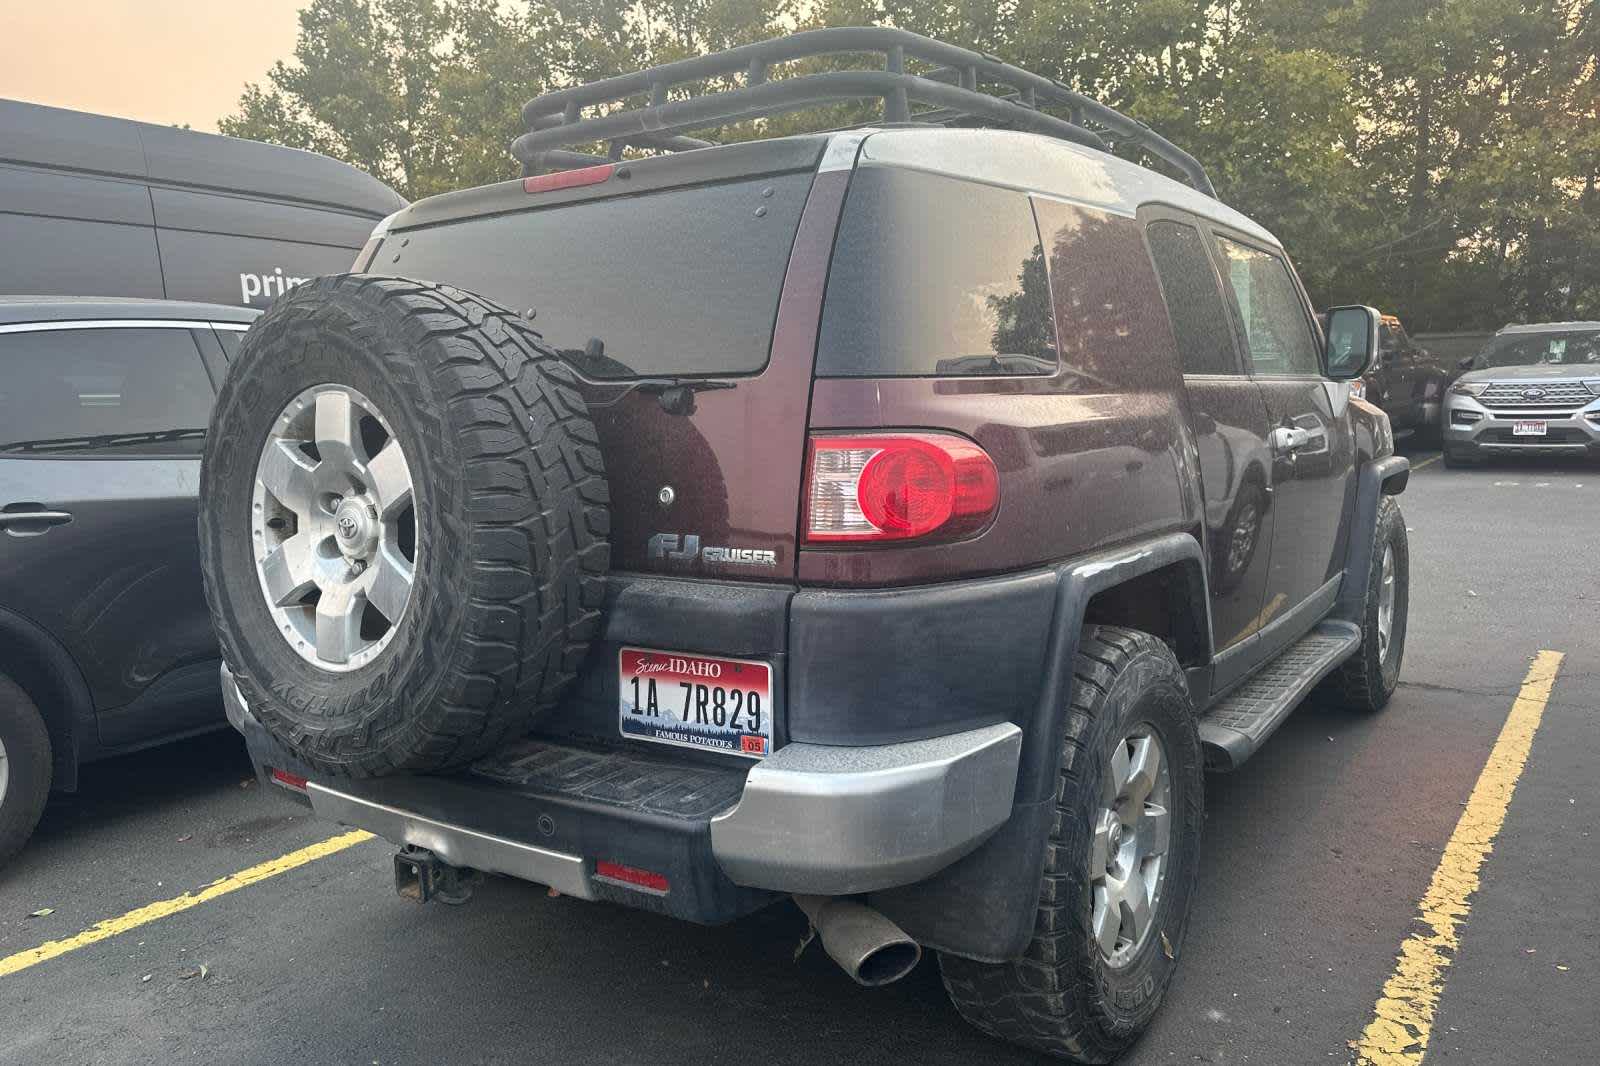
[0,0,306,131]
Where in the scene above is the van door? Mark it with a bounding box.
[0,322,221,747]
[1212,235,1355,646]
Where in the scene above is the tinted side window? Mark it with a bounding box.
[214,328,244,359]
[1216,238,1321,376]
[816,168,1055,377]
[0,327,214,455]
[1033,198,1180,391]
[1146,220,1238,375]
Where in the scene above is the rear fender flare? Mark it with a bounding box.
[871,531,1210,962]
[1022,532,1211,803]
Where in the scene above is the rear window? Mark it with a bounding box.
[385,172,813,378]
[816,167,1056,377]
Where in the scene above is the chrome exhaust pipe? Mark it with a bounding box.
[793,895,922,987]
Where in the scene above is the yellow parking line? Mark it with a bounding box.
[1411,453,1441,471]
[0,829,372,978]
[1353,650,1564,1065]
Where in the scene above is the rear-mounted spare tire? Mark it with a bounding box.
[200,276,610,776]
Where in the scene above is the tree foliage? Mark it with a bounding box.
[222,0,1600,328]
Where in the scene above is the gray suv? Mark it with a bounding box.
[1443,321,1600,466]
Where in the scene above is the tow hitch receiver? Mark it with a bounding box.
[393,845,483,905]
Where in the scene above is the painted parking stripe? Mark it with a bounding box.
[0,829,372,978]
[1410,453,1441,471]
[1353,650,1564,1065]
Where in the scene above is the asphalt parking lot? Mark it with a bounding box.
[2,442,1596,1066]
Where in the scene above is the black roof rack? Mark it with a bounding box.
[511,26,1215,199]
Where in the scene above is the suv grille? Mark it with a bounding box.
[1479,380,1595,408]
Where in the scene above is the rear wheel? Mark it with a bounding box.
[939,627,1203,1063]
[0,673,52,866]
[200,276,610,777]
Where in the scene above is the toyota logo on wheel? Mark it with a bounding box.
[338,515,359,539]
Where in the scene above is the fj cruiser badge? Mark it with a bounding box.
[647,533,778,568]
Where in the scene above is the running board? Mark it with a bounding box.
[1198,620,1362,770]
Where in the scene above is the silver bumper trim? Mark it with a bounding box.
[307,782,594,899]
[710,722,1022,895]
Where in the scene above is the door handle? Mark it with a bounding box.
[1269,426,1313,453]
[0,509,74,537]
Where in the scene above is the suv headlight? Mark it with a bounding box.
[1450,381,1489,397]
[1584,379,1600,396]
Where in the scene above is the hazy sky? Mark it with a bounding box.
[0,1,306,131]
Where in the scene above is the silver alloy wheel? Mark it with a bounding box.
[252,384,418,672]
[1376,542,1397,661]
[1090,726,1172,967]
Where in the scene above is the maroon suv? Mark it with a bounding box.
[199,28,1410,1063]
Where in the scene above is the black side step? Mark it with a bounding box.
[1198,620,1362,770]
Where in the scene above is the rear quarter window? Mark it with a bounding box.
[1032,198,1181,391]
[816,167,1056,377]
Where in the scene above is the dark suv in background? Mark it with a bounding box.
[0,297,255,863]
[199,29,1410,1063]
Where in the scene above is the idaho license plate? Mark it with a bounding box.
[618,648,773,758]
[1513,420,1548,436]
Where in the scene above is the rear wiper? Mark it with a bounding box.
[0,427,207,454]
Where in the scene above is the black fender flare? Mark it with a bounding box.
[0,604,91,791]
[871,531,1211,962]
[1335,455,1409,621]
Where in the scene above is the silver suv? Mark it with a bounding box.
[1443,321,1600,467]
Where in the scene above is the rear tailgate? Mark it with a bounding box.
[378,138,848,582]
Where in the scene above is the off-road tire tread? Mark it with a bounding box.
[939,626,1198,1063]
[200,275,609,776]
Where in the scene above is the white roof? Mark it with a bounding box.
[851,128,1279,247]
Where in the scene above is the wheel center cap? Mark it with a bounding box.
[333,499,377,558]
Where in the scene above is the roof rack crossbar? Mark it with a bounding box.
[513,26,1214,197]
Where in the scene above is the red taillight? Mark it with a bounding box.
[805,433,999,544]
[269,767,308,792]
[522,163,614,195]
[595,860,670,894]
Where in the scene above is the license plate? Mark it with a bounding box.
[1513,420,1548,436]
[618,648,773,758]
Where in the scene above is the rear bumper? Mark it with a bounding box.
[224,665,1020,907]
[709,722,1020,894]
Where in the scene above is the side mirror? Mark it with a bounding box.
[1321,305,1381,380]
[1457,355,1475,371]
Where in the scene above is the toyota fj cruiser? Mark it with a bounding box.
[199,28,1410,1063]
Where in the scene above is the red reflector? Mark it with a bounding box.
[595,860,670,894]
[522,163,614,195]
[269,767,308,792]
[804,433,1000,544]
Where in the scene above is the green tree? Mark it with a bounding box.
[223,0,1600,325]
